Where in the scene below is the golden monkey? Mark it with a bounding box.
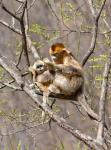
[45,43,84,97]
[29,59,60,119]
[29,59,53,92]
[29,59,60,94]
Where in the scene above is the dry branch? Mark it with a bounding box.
[0,20,22,35]
[0,20,39,59]
[97,53,111,144]
[0,81,22,90]
[82,0,106,66]
[1,1,30,66]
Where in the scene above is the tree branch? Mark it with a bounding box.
[1,3,20,21]
[0,19,39,59]
[97,53,111,144]
[1,1,30,67]
[82,0,106,66]
[0,81,22,90]
[0,20,22,35]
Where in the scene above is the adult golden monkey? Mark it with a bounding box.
[45,43,84,97]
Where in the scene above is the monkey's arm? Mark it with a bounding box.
[44,60,83,76]
[58,65,83,76]
[29,66,37,82]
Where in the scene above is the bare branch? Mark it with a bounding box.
[17,0,30,66]
[15,3,23,14]
[0,79,15,89]
[0,81,22,90]
[20,0,27,20]
[1,1,30,66]
[16,0,24,3]
[46,0,60,22]
[24,1,29,33]
[0,20,39,59]
[0,71,28,89]
[82,0,106,66]
[24,1,40,59]
[27,0,36,10]
[97,53,111,144]
[86,0,96,16]
[1,3,20,21]
[0,20,22,35]
[16,48,23,67]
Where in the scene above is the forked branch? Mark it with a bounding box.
[82,0,106,66]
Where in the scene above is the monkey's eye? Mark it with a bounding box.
[51,48,55,52]
[36,64,43,68]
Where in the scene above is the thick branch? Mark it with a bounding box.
[97,53,111,144]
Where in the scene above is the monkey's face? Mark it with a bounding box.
[49,43,72,64]
[49,43,66,63]
[33,60,47,74]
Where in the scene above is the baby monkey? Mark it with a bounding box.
[29,59,60,120]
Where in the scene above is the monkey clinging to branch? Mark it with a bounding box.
[29,59,60,119]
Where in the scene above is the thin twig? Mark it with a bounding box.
[46,0,60,22]
[1,3,20,21]
[20,0,27,20]
[27,0,36,10]
[0,71,28,89]
[0,20,39,59]
[15,3,24,14]
[16,0,24,3]
[0,80,15,89]
[0,20,22,35]
[97,53,111,144]
[0,81,22,90]
[16,48,24,67]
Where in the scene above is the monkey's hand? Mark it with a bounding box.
[29,66,33,73]
[43,58,55,71]
[43,58,50,63]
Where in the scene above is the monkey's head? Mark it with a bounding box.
[49,43,71,64]
[33,60,47,74]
